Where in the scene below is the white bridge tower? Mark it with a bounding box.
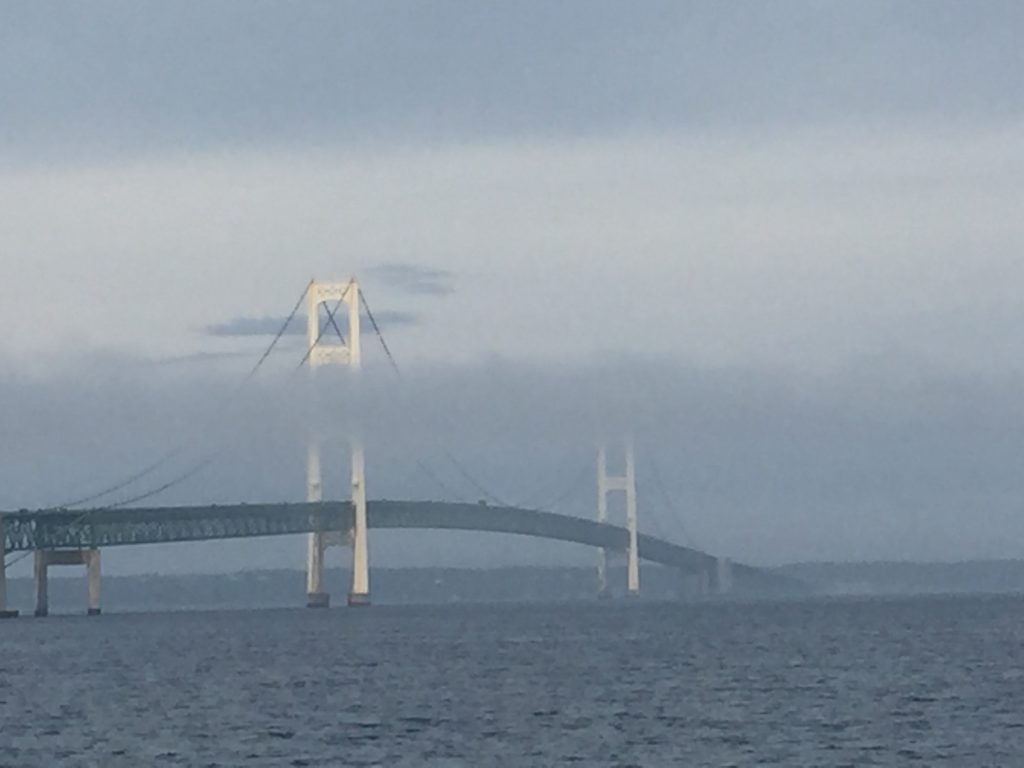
[596,438,640,596]
[305,278,370,608]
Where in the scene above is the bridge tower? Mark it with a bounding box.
[304,278,370,608]
[596,438,639,596]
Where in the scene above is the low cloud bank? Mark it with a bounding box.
[4,355,1024,571]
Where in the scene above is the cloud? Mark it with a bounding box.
[1,121,1022,375]
[2,2,1022,164]
[205,310,420,338]
[148,351,251,366]
[364,262,457,296]
[2,121,1023,373]
[6,354,1024,574]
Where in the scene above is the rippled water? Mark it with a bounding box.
[3,595,1024,766]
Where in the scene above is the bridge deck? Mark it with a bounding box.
[1,500,744,576]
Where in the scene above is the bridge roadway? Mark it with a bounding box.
[1,500,754,579]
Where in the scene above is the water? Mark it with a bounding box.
[3,595,1024,766]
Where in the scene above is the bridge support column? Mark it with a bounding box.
[33,549,103,617]
[306,533,328,608]
[87,549,102,615]
[347,441,370,607]
[33,551,48,617]
[697,569,710,596]
[0,515,17,618]
[625,439,639,596]
[716,556,733,595]
[0,551,7,618]
[306,440,330,608]
[596,446,609,597]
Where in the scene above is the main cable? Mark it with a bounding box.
[240,279,314,385]
[5,281,315,568]
[46,279,314,513]
[3,456,211,572]
[358,287,513,507]
[54,449,182,509]
[647,455,699,548]
[359,287,400,375]
[517,458,593,512]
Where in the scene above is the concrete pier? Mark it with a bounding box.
[33,549,102,617]
[347,442,370,607]
[307,591,330,608]
[0,515,17,618]
[697,568,711,596]
[34,551,48,616]
[716,556,733,595]
[346,592,370,607]
[87,549,102,615]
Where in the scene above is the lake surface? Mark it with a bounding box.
[2,595,1024,766]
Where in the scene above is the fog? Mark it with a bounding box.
[5,343,1024,575]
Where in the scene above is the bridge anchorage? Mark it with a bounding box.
[0,274,749,617]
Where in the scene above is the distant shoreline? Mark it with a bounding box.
[5,561,1024,615]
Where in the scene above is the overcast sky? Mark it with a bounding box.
[2,2,1024,577]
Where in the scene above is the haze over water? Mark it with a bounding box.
[4,596,1024,766]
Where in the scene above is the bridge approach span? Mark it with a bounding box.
[2,500,738,575]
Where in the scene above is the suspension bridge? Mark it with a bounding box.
[0,277,767,618]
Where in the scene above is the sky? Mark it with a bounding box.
[2,2,1024,577]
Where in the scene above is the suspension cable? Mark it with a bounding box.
[54,449,182,509]
[37,280,315,516]
[517,458,592,512]
[647,455,698,548]
[105,455,216,509]
[5,279,316,571]
[239,279,314,385]
[412,458,468,503]
[359,287,400,375]
[3,455,215,570]
[635,479,671,541]
[358,287,514,506]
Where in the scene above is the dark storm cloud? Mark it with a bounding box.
[2,2,1022,162]
[204,310,419,338]
[364,263,456,297]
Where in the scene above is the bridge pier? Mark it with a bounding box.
[715,556,733,595]
[305,440,330,608]
[596,549,609,598]
[0,515,17,618]
[596,446,609,597]
[347,442,370,607]
[33,551,47,616]
[0,556,12,618]
[306,530,329,608]
[33,549,102,617]
[696,568,710,596]
[87,549,102,615]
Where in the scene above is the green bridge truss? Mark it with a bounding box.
[1,500,767,583]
